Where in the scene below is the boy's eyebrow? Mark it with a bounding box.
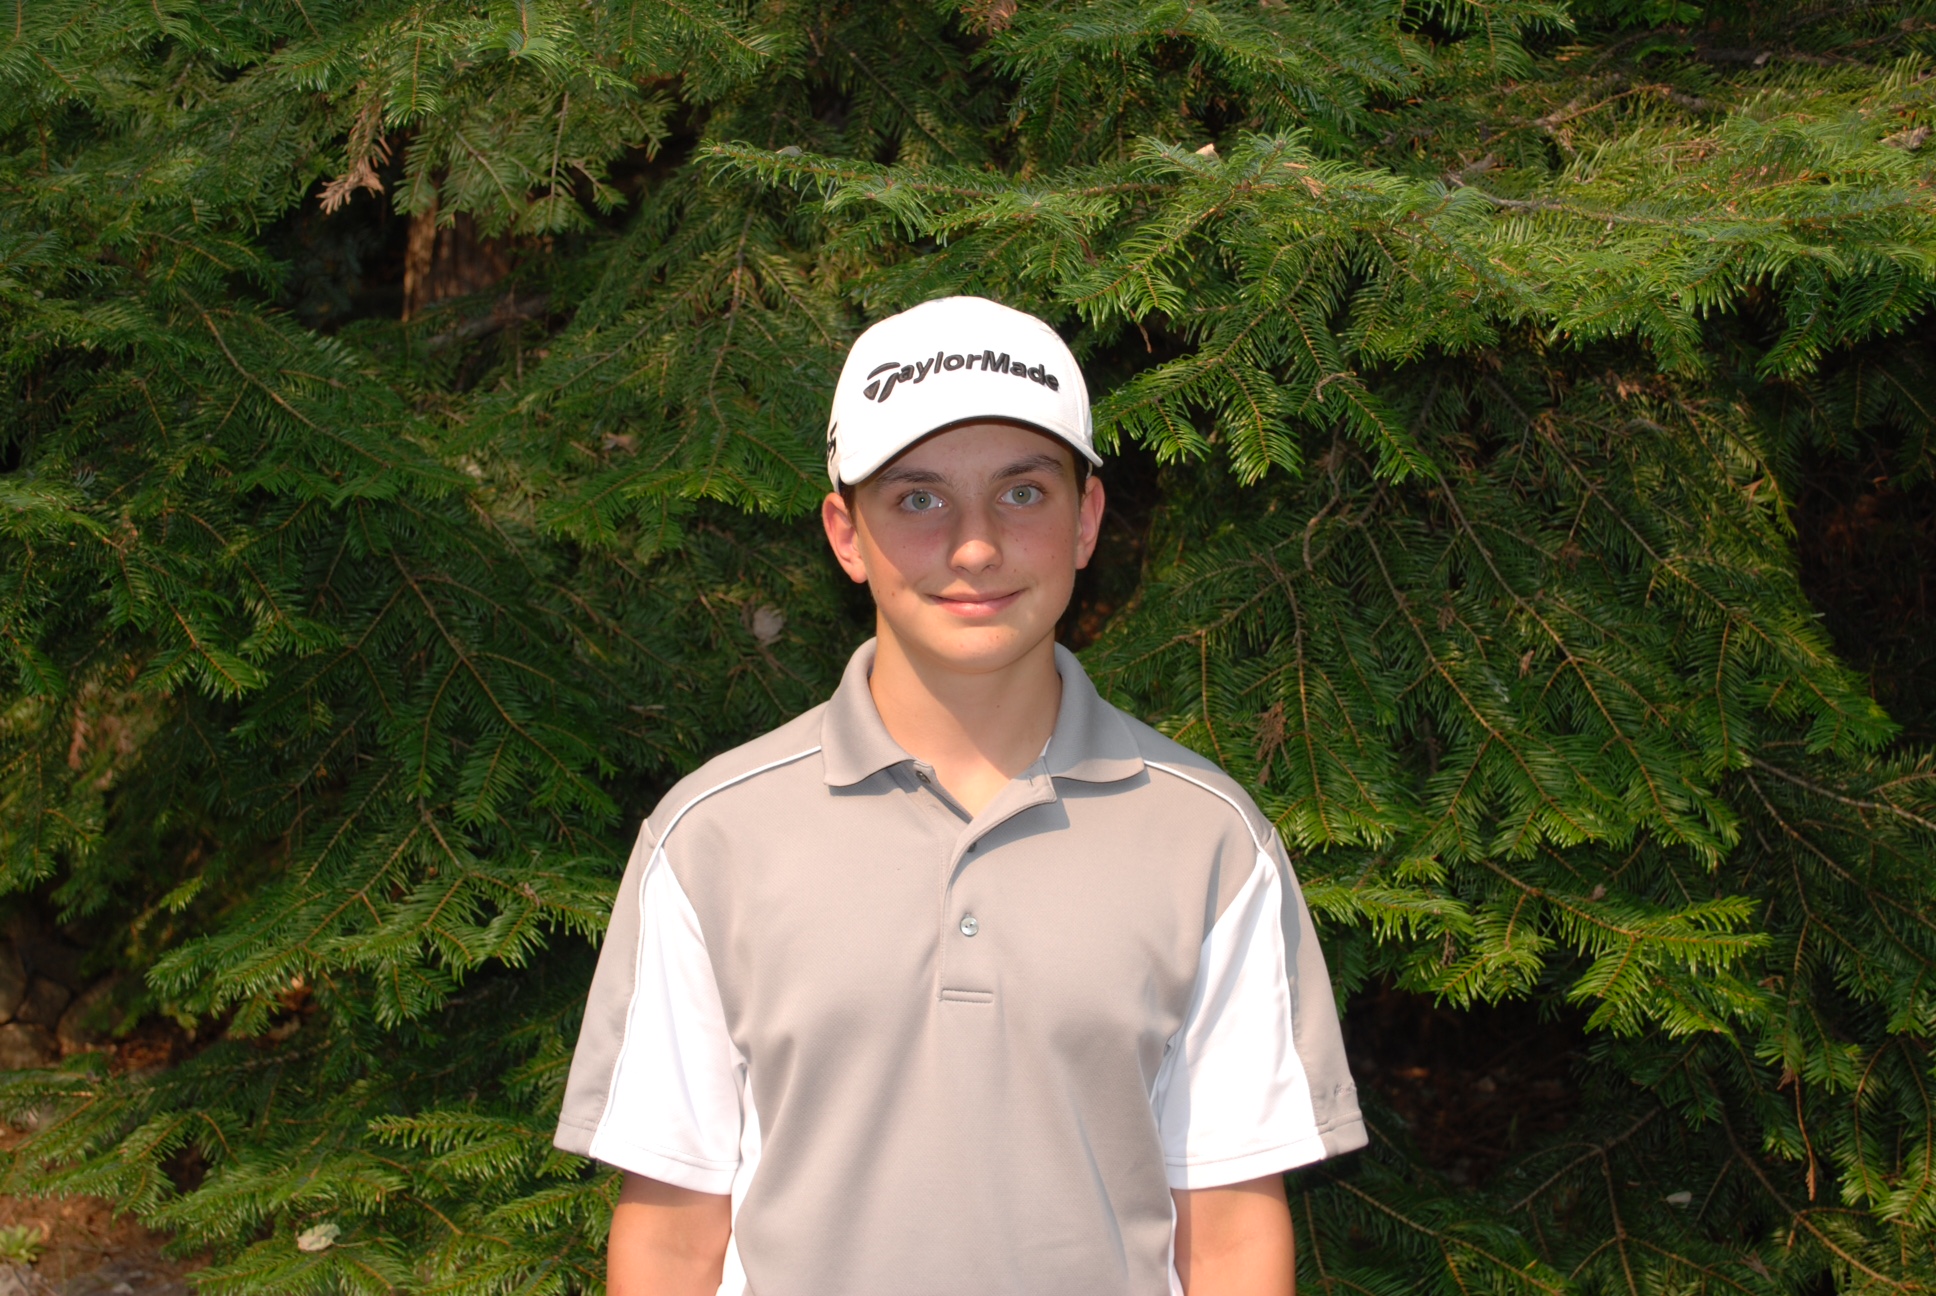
[992,452,1069,479]
[873,464,949,486]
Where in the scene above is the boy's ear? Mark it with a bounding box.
[821,490,872,585]
[1074,474,1106,571]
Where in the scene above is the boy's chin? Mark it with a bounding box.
[885,616,1059,675]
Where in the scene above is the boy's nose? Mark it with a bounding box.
[951,535,1001,572]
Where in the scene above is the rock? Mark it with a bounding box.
[0,1263,54,1296]
[0,1023,59,1070]
[57,978,119,1056]
[13,980,71,1029]
[56,1258,189,1296]
[2,915,82,988]
[0,944,26,1022]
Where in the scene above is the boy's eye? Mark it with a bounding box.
[903,490,940,512]
[1004,484,1040,505]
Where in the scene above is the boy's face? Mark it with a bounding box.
[822,421,1105,676]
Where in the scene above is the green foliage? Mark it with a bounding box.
[3,0,1935,1292]
[0,1222,45,1265]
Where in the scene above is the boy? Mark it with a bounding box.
[555,296,1365,1295]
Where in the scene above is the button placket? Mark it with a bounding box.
[937,770,1061,1004]
[939,834,991,1000]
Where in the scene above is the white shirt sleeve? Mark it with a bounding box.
[1154,847,1333,1189]
[583,846,746,1194]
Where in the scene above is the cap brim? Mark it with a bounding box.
[834,415,1102,486]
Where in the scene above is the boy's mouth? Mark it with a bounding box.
[930,589,1024,617]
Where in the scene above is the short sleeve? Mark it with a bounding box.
[553,824,744,1194]
[1154,842,1367,1189]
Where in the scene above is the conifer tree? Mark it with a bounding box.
[3,1,1935,1292]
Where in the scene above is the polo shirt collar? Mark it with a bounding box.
[820,639,1145,788]
[821,640,913,787]
[1042,644,1145,783]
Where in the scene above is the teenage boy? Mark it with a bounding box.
[555,296,1366,1296]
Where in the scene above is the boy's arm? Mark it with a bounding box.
[1172,1175,1295,1296]
[609,1173,732,1296]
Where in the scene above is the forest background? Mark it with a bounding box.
[4,0,1936,1292]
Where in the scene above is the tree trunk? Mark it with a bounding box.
[401,197,511,322]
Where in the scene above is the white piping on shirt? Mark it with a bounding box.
[590,746,824,1153]
[1143,760,1272,854]
[1143,759,1323,1179]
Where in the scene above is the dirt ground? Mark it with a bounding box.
[0,909,205,1296]
[0,1120,201,1296]
[0,1194,198,1296]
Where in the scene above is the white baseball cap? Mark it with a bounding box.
[826,296,1102,486]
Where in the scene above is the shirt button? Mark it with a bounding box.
[959,914,979,937]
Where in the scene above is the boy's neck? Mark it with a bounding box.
[866,624,1063,818]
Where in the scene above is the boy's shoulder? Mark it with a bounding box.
[1102,704,1280,857]
[643,703,831,841]
[636,684,1280,858]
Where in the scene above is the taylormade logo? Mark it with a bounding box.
[863,348,1062,403]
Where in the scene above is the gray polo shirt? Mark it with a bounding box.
[556,641,1364,1295]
